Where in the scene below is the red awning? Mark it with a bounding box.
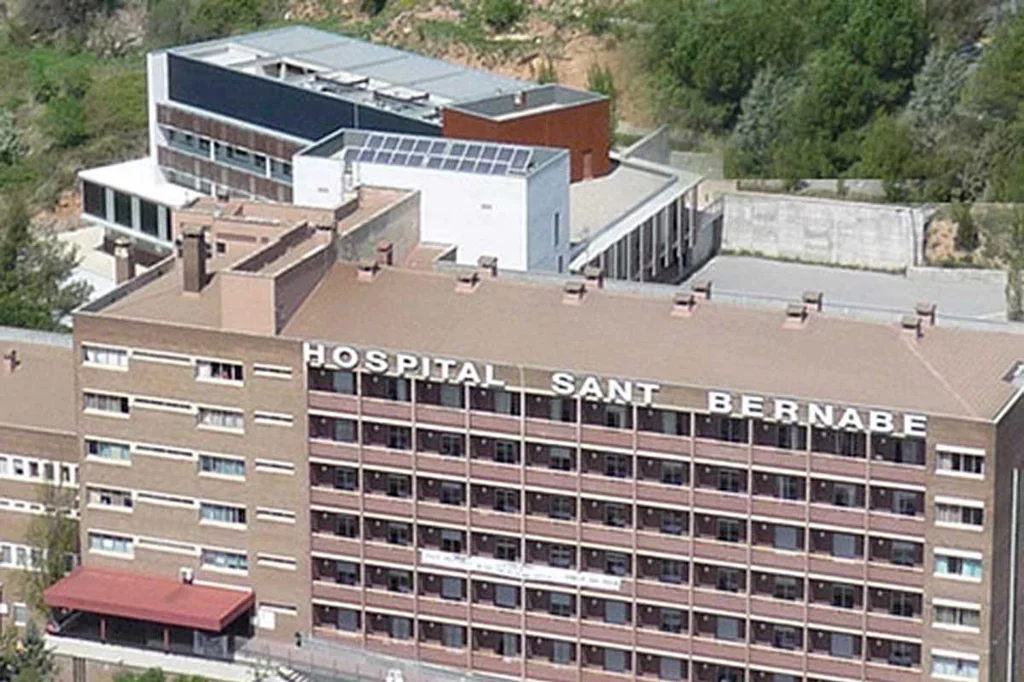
[44,567,254,632]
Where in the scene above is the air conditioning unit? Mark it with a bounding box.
[179,567,194,584]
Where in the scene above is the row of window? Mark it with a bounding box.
[312,554,933,622]
[87,532,249,571]
[84,391,249,432]
[162,126,293,182]
[81,182,170,239]
[84,345,253,384]
[87,486,294,528]
[87,438,248,477]
[0,454,78,486]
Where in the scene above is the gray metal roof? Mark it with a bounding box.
[173,25,534,106]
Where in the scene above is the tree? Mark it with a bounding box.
[952,202,980,251]
[728,67,798,176]
[21,483,77,616]
[0,197,91,331]
[42,97,88,149]
[480,0,526,32]
[0,112,26,167]
[852,114,923,199]
[905,46,977,142]
[1005,210,1024,321]
[586,64,618,135]
[17,0,117,45]
[0,622,57,682]
[968,13,1024,121]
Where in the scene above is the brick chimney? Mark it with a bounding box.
[671,291,697,317]
[376,240,394,267]
[562,280,586,305]
[477,255,498,279]
[915,302,937,327]
[900,314,923,339]
[181,226,208,294]
[802,290,824,312]
[456,271,480,293]
[357,259,380,283]
[114,237,136,284]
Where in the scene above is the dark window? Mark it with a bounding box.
[494,584,519,608]
[660,559,686,584]
[83,181,106,218]
[334,467,358,491]
[832,584,857,609]
[604,502,629,528]
[659,608,684,633]
[604,453,631,478]
[813,428,867,457]
[550,447,574,471]
[363,375,410,401]
[139,200,159,236]
[309,368,356,394]
[638,408,690,436]
[386,474,410,498]
[661,460,687,486]
[773,576,799,600]
[550,496,575,521]
[309,416,356,443]
[549,544,574,568]
[717,468,743,493]
[113,191,132,227]
[440,529,464,553]
[387,569,412,593]
[389,616,412,640]
[387,522,411,546]
[495,489,519,513]
[696,415,748,443]
[583,402,632,429]
[549,592,574,617]
[441,576,464,600]
[753,420,807,450]
[716,518,743,543]
[527,395,576,422]
[494,538,519,561]
[494,440,519,464]
[439,481,464,506]
[605,552,630,576]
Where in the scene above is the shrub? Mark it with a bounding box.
[536,59,557,84]
[587,63,617,135]
[43,96,88,148]
[952,202,980,251]
[0,111,26,166]
[360,0,388,15]
[480,0,525,32]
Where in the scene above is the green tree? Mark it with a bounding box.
[536,59,558,84]
[0,622,57,682]
[952,202,980,251]
[852,114,923,199]
[0,197,91,331]
[968,13,1024,121]
[17,0,117,45]
[42,97,88,149]
[728,66,798,176]
[480,0,526,32]
[1006,210,1024,321]
[21,483,77,616]
[586,63,618,134]
[113,669,210,682]
[0,112,26,167]
[905,46,976,144]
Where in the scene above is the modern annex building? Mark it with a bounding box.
[0,199,1015,682]
[76,26,704,282]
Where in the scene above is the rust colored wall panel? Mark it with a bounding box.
[442,99,612,182]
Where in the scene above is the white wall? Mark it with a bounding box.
[147,52,168,160]
[352,162,529,271]
[526,154,571,272]
[293,155,346,207]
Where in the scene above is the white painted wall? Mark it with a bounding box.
[293,155,346,207]
[147,52,169,160]
[526,154,571,272]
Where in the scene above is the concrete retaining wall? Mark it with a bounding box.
[722,192,924,269]
[907,266,1007,287]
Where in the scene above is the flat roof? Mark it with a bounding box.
[0,329,74,433]
[172,26,538,115]
[280,263,1023,421]
[570,162,673,243]
[693,255,1009,324]
[79,158,204,208]
[45,567,254,632]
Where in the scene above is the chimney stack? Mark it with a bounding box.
[915,302,937,327]
[376,240,394,267]
[2,349,17,375]
[181,226,207,294]
[583,266,605,290]
[114,237,136,284]
[672,291,697,317]
[562,280,586,305]
[477,255,498,279]
[456,270,480,293]
[900,314,923,339]
[357,259,380,282]
[691,279,712,300]
[784,303,809,328]
[802,290,824,312]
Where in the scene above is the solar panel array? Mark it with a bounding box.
[341,132,533,176]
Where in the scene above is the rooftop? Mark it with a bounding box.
[448,83,606,121]
[171,26,550,124]
[79,158,204,210]
[0,328,74,433]
[45,566,254,632]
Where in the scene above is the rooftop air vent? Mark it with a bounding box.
[900,314,922,339]
[562,280,586,305]
[691,279,712,300]
[784,303,809,328]
[477,255,498,279]
[915,301,937,326]
[802,290,824,312]
[583,266,604,290]
[456,271,480,293]
[357,259,380,282]
[672,291,697,318]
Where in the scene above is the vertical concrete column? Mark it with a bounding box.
[688,186,698,248]
[130,196,141,232]
[639,221,647,282]
[104,187,115,223]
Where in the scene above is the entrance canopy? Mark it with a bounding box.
[45,567,254,632]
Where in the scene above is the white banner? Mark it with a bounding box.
[419,550,622,592]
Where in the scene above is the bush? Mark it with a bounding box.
[360,0,388,16]
[0,111,26,166]
[952,202,980,252]
[480,0,526,32]
[536,59,557,84]
[587,63,617,135]
[43,96,88,148]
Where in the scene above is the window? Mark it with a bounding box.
[830,633,856,658]
[936,502,984,528]
[934,604,981,630]
[604,453,630,478]
[497,632,520,657]
[310,416,357,442]
[83,345,128,368]
[336,562,359,585]
[88,487,133,509]
[715,617,741,641]
[773,626,799,650]
[386,474,410,498]
[199,455,245,477]
[605,552,629,576]
[86,439,131,462]
[717,469,742,493]
[831,533,859,558]
[389,617,412,641]
[773,576,799,600]
[891,540,919,566]
[550,447,573,471]
[88,533,133,556]
[440,529,463,553]
[200,502,246,526]
[196,360,243,382]
[716,518,742,543]
[889,592,918,618]
[604,502,629,528]
[773,525,799,550]
[438,433,464,457]
[549,592,574,617]
[697,415,747,443]
[832,483,859,507]
[337,609,359,632]
[832,584,857,609]
[936,449,984,477]
[83,181,106,218]
[334,466,358,491]
[550,496,574,521]
[604,649,627,673]
[932,654,979,680]
[716,567,741,592]
[494,440,519,463]
[494,538,519,561]
[660,509,686,535]
[660,657,684,681]
[639,408,690,436]
[387,522,411,546]
[441,576,464,601]
[197,407,244,431]
[387,569,411,593]
[139,199,158,236]
[892,490,920,516]
[201,549,247,572]
[551,641,573,665]
[935,553,982,581]
[813,428,866,457]
[549,545,574,568]
[495,489,519,513]
[659,608,684,633]
[775,475,801,500]
[12,603,28,627]
[441,625,464,649]
[84,392,129,415]
[113,191,132,227]
[661,461,686,486]
[660,559,686,584]
[495,584,519,608]
[308,368,355,394]
[604,600,628,625]
[439,481,464,506]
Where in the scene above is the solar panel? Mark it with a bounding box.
[344,148,359,162]
[398,138,415,152]
[458,159,475,172]
[358,149,375,162]
[496,148,513,162]
[429,141,447,154]
[442,158,459,170]
[426,156,443,169]
[366,135,384,150]
[414,140,431,154]
[375,151,393,163]
[480,146,497,161]
[476,162,492,174]
[382,137,399,151]
[449,142,466,156]
[408,154,424,166]
[491,162,508,175]
[465,144,481,159]
[342,131,536,178]
[392,152,408,165]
